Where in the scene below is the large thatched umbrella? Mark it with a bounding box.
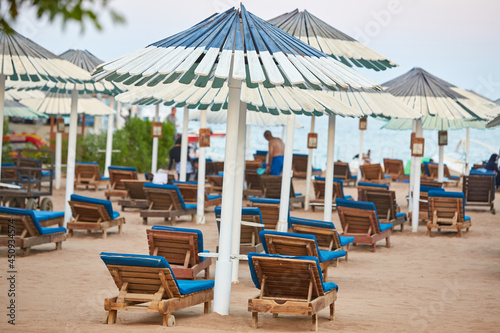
[94,5,381,315]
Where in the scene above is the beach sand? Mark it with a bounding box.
[1,180,499,332]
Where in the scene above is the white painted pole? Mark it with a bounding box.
[408,121,417,212]
[357,129,364,184]
[0,74,5,174]
[323,115,336,222]
[438,145,445,182]
[179,107,189,181]
[196,109,207,224]
[411,119,423,232]
[246,125,252,160]
[277,113,296,232]
[151,104,160,174]
[230,101,247,282]
[213,55,240,316]
[304,116,315,210]
[104,97,115,178]
[281,125,286,140]
[55,131,62,189]
[115,102,121,129]
[93,116,99,134]
[465,127,470,174]
[64,89,79,224]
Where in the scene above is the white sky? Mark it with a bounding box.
[11,0,500,100]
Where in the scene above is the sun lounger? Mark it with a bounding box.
[244,170,265,198]
[206,175,223,194]
[260,175,305,209]
[117,180,149,211]
[463,171,496,214]
[334,161,357,187]
[336,198,392,252]
[74,162,109,190]
[246,160,263,171]
[0,206,66,255]
[310,177,353,211]
[214,206,264,254]
[253,150,268,163]
[357,181,389,201]
[427,191,471,237]
[146,225,212,279]
[359,164,391,185]
[289,216,354,261]
[171,181,222,207]
[415,185,446,218]
[420,179,444,188]
[247,253,337,331]
[105,166,138,200]
[249,197,283,230]
[383,158,409,182]
[363,190,407,231]
[68,194,125,238]
[141,183,196,225]
[100,252,213,327]
[426,162,460,186]
[292,154,321,178]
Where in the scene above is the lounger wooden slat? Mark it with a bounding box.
[244,170,265,198]
[215,207,264,254]
[427,191,471,237]
[334,161,356,186]
[383,158,409,181]
[463,174,495,214]
[141,184,196,225]
[249,199,281,230]
[260,175,305,209]
[174,183,222,207]
[74,162,109,191]
[105,166,138,200]
[118,180,149,211]
[359,164,391,185]
[363,190,407,231]
[310,178,353,211]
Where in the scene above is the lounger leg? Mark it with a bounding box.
[386,236,391,248]
[330,303,335,320]
[251,312,258,328]
[163,313,175,327]
[312,313,318,331]
[22,247,31,256]
[118,224,123,235]
[272,313,278,318]
[102,229,107,239]
[372,243,376,252]
[457,228,462,238]
[426,227,431,236]
[171,217,176,226]
[87,230,92,234]
[69,229,74,237]
[204,266,210,279]
[105,310,117,324]
[204,300,212,314]
[143,217,148,225]
[56,241,62,250]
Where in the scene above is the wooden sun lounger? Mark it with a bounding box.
[463,173,496,214]
[215,207,264,254]
[427,191,471,237]
[249,198,281,230]
[68,195,125,238]
[0,207,66,255]
[334,161,356,187]
[206,175,223,194]
[173,183,222,207]
[336,199,392,252]
[105,166,138,200]
[356,182,389,201]
[426,163,460,186]
[363,190,407,231]
[310,178,353,211]
[141,184,196,225]
[101,252,213,327]
[118,180,149,211]
[359,164,391,185]
[244,170,265,198]
[246,160,263,170]
[383,158,409,181]
[146,226,212,279]
[292,154,320,178]
[248,253,337,331]
[74,162,109,191]
[260,175,305,209]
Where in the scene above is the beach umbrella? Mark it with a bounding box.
[486,113,500,128]
[2,95,47,120]
[94,5,381,314]
[382,67,498,232]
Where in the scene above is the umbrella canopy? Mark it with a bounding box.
[59,49,104,73]
[268,9,397,71]
[486,113,500,128]
[1,98,47,119]
[189,108,303,128]
[20,92,115,115]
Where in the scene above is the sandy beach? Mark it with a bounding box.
[1,179,499,333]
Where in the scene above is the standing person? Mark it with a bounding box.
[484,153,500,188]
[168,136,193,180]
[166,107,177,136]
[263,130,285,175]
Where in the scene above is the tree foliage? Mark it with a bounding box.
[0,0,125,33]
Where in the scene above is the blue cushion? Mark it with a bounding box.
[420,185,445,193]
[470,169,496,176]
[396,212,407,220]
[319,249,346,261]
[384,175,391,179]
[358,182,389,190]
[0,206,66,235]
[176,279,215,294]
[102,176,109,180]
[423,162,431,176]
[71,194,115,220]
[295,192,302,196]
[33,210,65,221]
[379,223,393,231]
[218,172,224,176]
[339,236,355,246]
[145,172,151,180]
[293,154,309,158]
[428,190,466,217]
[464,216,471,221]
[172,180,197,185]
[290,216,336,230]
[2,162,15,166]
[144,183,189,210]
[254,150,268,156]
[41,170,54,177]
[345,195,353,200]
[249,197,281,205]
[185,203,197,209]
[108,165,137,172]
[207,194,221,200]
[247,253,335,291]
[112,211,120,219]
[215,207,264,229]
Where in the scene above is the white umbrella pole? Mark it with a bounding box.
[408,120,417,212]
[115,102,121,128]
[104,97,115,178]
[151,104,159,174]
[246,125,252,160]
[411,119,423,232]
[465,128,470,174]
[179,107,189,181]
[230,101,247,282]
[438,145,444,182]
[0,74,5,174]
[323,115,336,222]
[196,109,207,224]
[93,116,99,134]
[64,89,79,224]
[357,129,364,184]
[304,116,316,210]
[55,132,62,189]
[277,113,296,232]
[213,58,241,316]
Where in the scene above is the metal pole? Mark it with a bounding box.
[277,113,296,232]
[55,131,62,189]
[357,129,364,184]
[64,89,79,224]
[465,127,470,174]
[230,101,247,282]
[179,107,189,181]
[0,74,5,174]
[213,55,240,315]
[104,97,115,178]
[438,145,444,182]
[196,109,207,224]
[323,115,336,222]
[411,119,423,232]
[151,104,159,174]
[304,116,315,210]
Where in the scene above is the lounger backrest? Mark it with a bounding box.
[313,177,347,200]
[100,252,182,297]
[383,158,403,174]
[260,230,320,258]
[214,207,264,246]
[147,226,204,266]
[75,162,104,181]
[336,198,381,234]
[122,180,148,199]
[245,170,264,191]
[248,253,328,300]
[428,191,466,222]
[0,207,42,236]
[214,161,225,174]
[18,157,43,180]
[289,217,340,251]
[363,190,397,220]
[260,175,283,198]
[360,164,384,180]
[173,183,201,203]
[463,175,495,203]
[205,161,218,176]
[108,166,138,190]
[334,162,351,180]
[246,160,263,171]
[207,176,223,187]
[292,154,308,173]
[143,183,187,210]
[70,194,114,221]
[250,197,283,230]
[357,182,389,201]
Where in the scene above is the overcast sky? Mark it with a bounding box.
[12,0,500,101]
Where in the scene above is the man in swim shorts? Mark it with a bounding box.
[264,130,285,176]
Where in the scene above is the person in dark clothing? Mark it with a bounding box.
[484,153,500,188]
[168,136,193,179]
